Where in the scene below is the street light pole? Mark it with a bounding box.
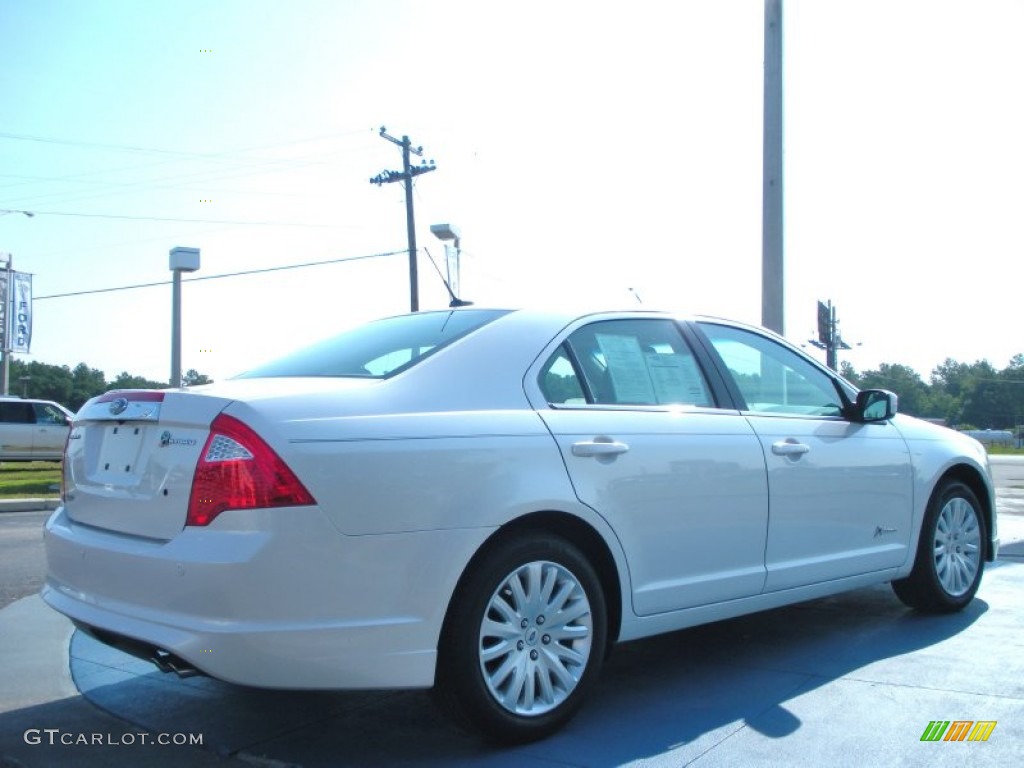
[169,247,200,387]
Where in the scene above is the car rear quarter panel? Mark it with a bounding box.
[217,309,607,539]
[280,410,587,537]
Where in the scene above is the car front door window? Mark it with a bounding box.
[699,323,844,417]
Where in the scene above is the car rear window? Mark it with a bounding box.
[236,309,510,379]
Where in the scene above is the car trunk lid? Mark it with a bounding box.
[64,391,231,540]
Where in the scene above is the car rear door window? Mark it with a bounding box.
[541,319,713,407]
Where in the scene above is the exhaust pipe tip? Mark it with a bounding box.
[74,622,206,679]
[151,649,201,678]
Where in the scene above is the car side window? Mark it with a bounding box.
[34,403,68,424]
[541,319,713,407]
[0,401,35,424]
[538,347,587,404]
[699,323,844,417]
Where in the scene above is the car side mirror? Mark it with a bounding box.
[855,389,897,422]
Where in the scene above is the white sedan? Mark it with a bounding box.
[43,308,998,743]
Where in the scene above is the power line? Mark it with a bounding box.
[25,209,333,227]
[0,127,372,161]
[0,172,333,200]
[0,128,376,209]
[0,151,349,210]
[33,249,406,301]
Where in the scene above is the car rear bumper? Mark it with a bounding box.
[43,505,493,690]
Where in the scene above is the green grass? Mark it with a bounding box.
[0,443,1017,499]
[0,461,62,498]
[987,445,1024,455]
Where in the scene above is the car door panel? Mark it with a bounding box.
[747,414,913,590]
[540,407,769,615]
[694,321,915,591]
[529,317,772,616]
[0,401,36,459]
[31,402,72,460]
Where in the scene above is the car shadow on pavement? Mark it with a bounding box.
[52,577,1006,768]
[561,584,991,766]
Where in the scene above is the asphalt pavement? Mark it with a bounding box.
[2,458,1024,767]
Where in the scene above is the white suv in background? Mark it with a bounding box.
[0,397,74,461]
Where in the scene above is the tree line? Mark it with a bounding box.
[7,353,1024,432]
[9,359,212,411]
[841,355,1024,431]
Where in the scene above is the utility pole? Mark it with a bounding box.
[809,300,852,371]
[371,127,436,312]
[762,0,784,334]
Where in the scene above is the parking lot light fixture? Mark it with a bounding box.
[169,247,200,388]
[430,223,472,307]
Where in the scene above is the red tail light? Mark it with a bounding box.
[187,414,315,526]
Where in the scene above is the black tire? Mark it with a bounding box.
[892,480,986,613]
[434,533,607,744]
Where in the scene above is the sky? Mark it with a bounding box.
[0,0,1021,389]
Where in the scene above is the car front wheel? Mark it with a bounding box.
[892,480,986,613]
[434,533,607,743]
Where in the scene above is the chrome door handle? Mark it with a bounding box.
[771,440,810,456]
[572,439,630,457]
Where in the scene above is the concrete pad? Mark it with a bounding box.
[691,679,1024,768]
[0,596,233,768]
[3,508,1023,766]
[61,555,1024,767]
[0,594,76,710]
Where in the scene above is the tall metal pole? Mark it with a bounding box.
[762,0,784,334]
[1,256,11,395]
[402,136,419,312]
[169,247,200,388]
[171,268,182,387]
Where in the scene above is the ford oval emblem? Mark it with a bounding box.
[109,398,129,416]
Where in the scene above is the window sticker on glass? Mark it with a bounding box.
[646,353,710,405]
[595,333,656,403]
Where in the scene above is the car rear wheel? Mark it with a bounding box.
[434,533,607,743]
[892,480,986,613]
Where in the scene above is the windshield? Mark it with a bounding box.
[235,309,510,379]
